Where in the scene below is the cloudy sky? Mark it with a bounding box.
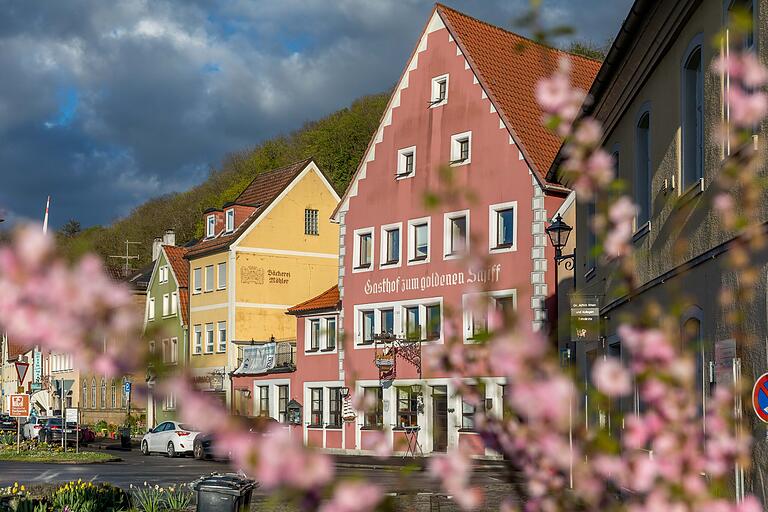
[0,0,632,229]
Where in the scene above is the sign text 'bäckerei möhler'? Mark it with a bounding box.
[364,264,501,295]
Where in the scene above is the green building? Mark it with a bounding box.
[144,233,189,426]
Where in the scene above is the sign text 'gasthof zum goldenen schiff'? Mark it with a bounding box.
[364,264,502,295]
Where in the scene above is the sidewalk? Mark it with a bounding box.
[330,453,509,472]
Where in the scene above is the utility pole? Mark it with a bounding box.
[109,240,141,277]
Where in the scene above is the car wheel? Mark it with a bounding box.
[167,441,176,458]
[141,440,150,456]
[193,440,204,460]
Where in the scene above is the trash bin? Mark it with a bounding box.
[119,427,131,449]
[192,473,256,512]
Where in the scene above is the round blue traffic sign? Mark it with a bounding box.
[752,373,768,423]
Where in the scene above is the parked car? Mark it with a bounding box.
[193,416,278,460]
[141,421,199,457]
[38,418,79,444]
[22,416,51,440]
[0,414,17,433]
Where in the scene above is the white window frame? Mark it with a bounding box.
[193,325,202,355]
[488,201,518,253]
[217,321,227,353]
[171,291,178,315]
[206,214,216,238]
[430,74,449,107]
[169,337,178,364]
[407,217,431,266]
[217,262,227,290]
[205,265,214,292]
[450,131,472,166]
[396,146,416,179]
[147,296,155,320]
[159,265,168,284]
[304,316,339,355]
[443,209,470,260]
[164,391,176,411]
[205,323,214,354]
[352,227,375,273]
[225,209,235,233]
[253,379,292,421]
[462,289,517,343]
[353,297,444,347]
[379,222,403,269]
[193,268,202,294]
[162,293,170,316]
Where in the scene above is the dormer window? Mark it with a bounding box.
[396,146,416,179]
[430,74,449,107]
[225,209,235,233]
[450,131,472,166]
[206,215,216,238]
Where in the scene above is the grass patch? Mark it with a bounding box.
[0,448,118,463]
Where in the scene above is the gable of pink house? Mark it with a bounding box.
[327,5,599,457]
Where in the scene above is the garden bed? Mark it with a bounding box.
[0,449,120,463]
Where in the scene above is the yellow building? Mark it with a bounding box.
[185,158,340,410]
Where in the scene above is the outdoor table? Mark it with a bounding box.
[402,425,423,458]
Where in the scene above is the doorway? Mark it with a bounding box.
[432,386,448,452]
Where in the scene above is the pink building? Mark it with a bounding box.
[286,5,600,456]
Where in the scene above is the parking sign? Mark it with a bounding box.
[124,381,131,394]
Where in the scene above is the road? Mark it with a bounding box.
[0,448,519,510]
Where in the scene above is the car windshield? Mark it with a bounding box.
[47,419,62,425]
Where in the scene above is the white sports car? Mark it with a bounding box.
[141,421,199,457]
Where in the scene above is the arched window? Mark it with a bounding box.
[91,378,96,408]
[111,380,117,409]
[635,109,651,226]
[100,378,106,409]
[681,38,703,189]
[82,380,88,408]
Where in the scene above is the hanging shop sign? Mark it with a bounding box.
[570,295,600,342]
[752,372,768,423]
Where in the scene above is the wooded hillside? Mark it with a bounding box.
[59,92,389,268]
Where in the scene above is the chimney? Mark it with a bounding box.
[163,229,176,247]
[152,237,163,262]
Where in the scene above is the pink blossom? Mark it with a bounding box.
[592,357,631,396]
[728,86,768,127]
[740,52,768,87]
[320,482,383,512]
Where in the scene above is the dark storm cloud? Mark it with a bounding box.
[0,0,631,228]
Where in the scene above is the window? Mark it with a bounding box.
[461,387,478,430]
[305,208,319,235]
[408,218,430,263]
[171,292,178,315]
[682,43,703,190]
[310,388,323,427]
[205,323,214,353]
[162,293,170,316]
[193,268,202,293]
[147,297,155,320]
[362,311,375,344]
[91,378,96,408]
[326,318,337,351]
[450,131,472,165]
[100,378,106,409]
[111,380,117,409]
[159,266,168,283]
[82,380,87,408]
[170,337,178,364]
[636,110,651,226]
[380,309,394,335]
[193,325,202,354]
[205,265,214,292]
[489,202,517,252]
[217,322,226,353]
[259,386,270,417]
[397,388,418,428]
[495,295,516,322]
[405,306,420,341]
[278,385,289,423]
[217,263,226,290]
[444,211,468,258]
[363,387,384,428]
[165,392,176,411]
[356,231,373,269]
[728,0,755,51]
[162,339,170,363]
[431,74,449,106]
[397,146,416,178]
[426,304,441,341]
[225,209,235,233]
[328,388,342,428]
[206,215,216,238]
[309,319,321,351]
[149,340,155,354]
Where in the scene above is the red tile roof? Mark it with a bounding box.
[287,285,340,315]
[163,245,190,326]
[186,158,315,258]
[436,4,601,185]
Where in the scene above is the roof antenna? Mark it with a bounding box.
[109,240,141,277]
[42,195,50,234]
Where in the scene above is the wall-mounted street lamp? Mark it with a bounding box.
[545,214,576,335]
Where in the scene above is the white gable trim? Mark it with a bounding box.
[231,161,340,249]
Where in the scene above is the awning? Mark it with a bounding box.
[233,343,276,375]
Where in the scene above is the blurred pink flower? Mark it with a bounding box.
[319,481,383,512]
[592,357,631,396]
